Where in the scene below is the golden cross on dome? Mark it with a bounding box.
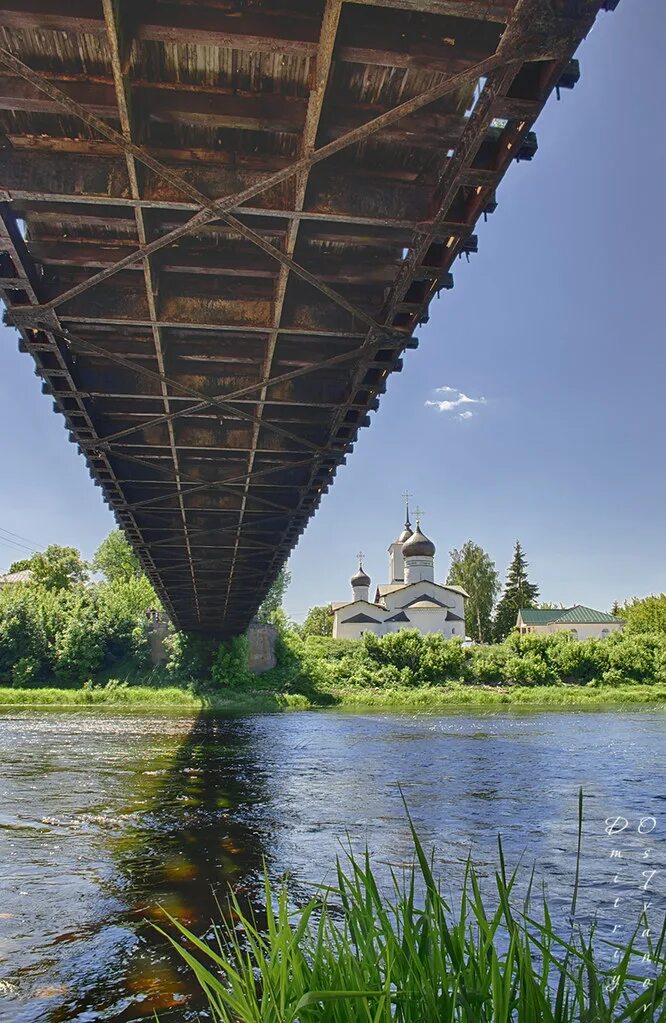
[414,505,425,526]
[356,550,365,565]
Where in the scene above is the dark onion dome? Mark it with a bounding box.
[402,523,435,559]
[395,523,413,544]
[351,565,371,587]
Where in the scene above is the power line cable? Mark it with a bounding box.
[0,537,38,554]
[0,525,44,548]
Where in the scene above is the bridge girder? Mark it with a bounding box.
[0,0,614,633]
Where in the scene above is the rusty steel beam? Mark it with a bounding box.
[4,177,442,234]
[221,0,344,619]
[102,0,200,620]
[56,324,385,450]
[97,445,314,515]
[0,74,474,141]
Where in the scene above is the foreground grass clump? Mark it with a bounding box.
[162,814,665,1023]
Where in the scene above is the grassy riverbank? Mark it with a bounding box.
[2,629,666,711]
[1,680,664,710]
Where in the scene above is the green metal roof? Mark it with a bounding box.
[551,605,623,625]
[520,605,623,626]
[519,609,563,625]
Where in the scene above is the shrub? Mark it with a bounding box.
[363,630,425,674]
[53,598,106,685]
[303,635,360,662]
[503,651,556,686]
[212,635,252,688]
[0,585,50,682]
[546,633,609,684]
[605,632,664,684]
[619,593,666,635]
[420,633,466,684]
[163,632,217,683]
[466,644,509,686]
[11,655,41,688]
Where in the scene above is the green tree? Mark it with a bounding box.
[256,567,291,624]
[93,530,143,583]
[446,541,499,643]
[616,594,666,635]
[7,558,33,574]
[493,541,539,641]
[30,545,88,591]
[301,604,334,638]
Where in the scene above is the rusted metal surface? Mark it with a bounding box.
[0,0,614,634]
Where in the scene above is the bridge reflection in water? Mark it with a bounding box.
[43,713,269,1022]
[0,0,618,634]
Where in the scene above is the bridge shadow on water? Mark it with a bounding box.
[47,710,273,1023]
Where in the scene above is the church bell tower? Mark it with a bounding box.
[388,494,413,584]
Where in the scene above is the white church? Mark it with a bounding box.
[332,505,467,641]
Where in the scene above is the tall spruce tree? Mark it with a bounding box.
[493,541,539,641]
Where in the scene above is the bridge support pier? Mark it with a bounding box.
[247,622,278,674]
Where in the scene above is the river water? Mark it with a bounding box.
[0,707,664,1021]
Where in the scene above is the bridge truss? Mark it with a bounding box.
[0,0,616,633]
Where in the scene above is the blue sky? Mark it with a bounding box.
[1,0,664,621]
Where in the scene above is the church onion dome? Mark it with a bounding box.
[351,566,370,587]
[402,524,435,559]
[395,524,413,544]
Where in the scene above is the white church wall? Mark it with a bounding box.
[403,609,447,636]
[388,543,405,584]
[335,618,385,641]
[382,580,465,618]
[404,557,434,584]
[333,600,387,640]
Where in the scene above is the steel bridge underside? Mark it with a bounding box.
[0,0,614,634]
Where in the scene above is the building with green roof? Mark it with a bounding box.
[517,605,624,640]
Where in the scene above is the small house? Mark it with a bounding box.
[517,605,624,640]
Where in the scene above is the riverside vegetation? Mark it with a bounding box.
[1,532,665,707]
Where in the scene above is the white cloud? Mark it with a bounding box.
[425,385,486,421]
